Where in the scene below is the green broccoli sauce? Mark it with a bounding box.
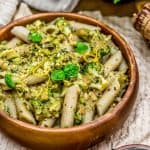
[30,99,61,120]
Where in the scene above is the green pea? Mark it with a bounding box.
[75,42,90,54]
[28,32,42,43]
[51,70,65,81]
[4,74,15,88]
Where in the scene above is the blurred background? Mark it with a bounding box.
[74,0,149,16]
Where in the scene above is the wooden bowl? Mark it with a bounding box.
[0,13,139,150]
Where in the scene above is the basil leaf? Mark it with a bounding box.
[75,42,90,54]
[113,0,121,4]
[4,74,15,88]
[51,70,65,81]
[28,32,42,43]
[64,64,79,79]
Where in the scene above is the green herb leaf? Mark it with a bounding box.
[51,70,65,81]
[75,42,90,54]
[113,0,121,4]
[28,32,42,43]
[64,64,79,79]
[4,74,15,88]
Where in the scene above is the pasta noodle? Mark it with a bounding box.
[61,85,79,128]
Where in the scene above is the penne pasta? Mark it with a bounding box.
[40,118,55,128]
[6,37,21,49]
[83,108,95,124]
[26,75,48,86]
[61,85,79,128]
[104,51,123,76]
[82,92,97,124]
[15,98,36,125]
[119,58,128,73]
[4,99,17,119]
[11,26,30,43]
[69,21,100,31]
[97,79,120,116]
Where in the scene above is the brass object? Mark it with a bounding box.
[133,2,150,41]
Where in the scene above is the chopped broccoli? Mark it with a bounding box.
[76,28,89,41]
[82,62,100,74]
[48,99,61,112]
[30,100,43,116]
[30,99,61,121]
[74,112,83,125]
[64,64,79,79]
[100,46,111,57]
[55,17,71,36]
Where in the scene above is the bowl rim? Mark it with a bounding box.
[0,12,138,133]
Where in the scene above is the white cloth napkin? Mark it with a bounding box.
[23,0,80,12]
[0,0,19,26]
[0,0,80,26]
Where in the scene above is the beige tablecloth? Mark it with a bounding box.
[0,11,150,150]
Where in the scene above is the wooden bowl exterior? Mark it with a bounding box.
[0,13,139,150]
